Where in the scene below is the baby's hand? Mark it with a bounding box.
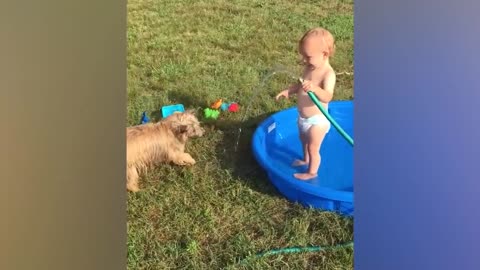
[275,90,289,100]
[301,80,313,92]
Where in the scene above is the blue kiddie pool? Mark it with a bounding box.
[252,100,354,216]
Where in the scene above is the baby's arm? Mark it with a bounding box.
[286,83,301,95]
[276,83,301,100]
[308,71,336,103]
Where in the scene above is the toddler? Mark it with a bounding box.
[276,27,336,180]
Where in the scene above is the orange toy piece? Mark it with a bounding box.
[210,98,223,109]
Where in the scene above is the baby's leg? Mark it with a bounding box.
[292,132,309,166]
[294,124,328,180]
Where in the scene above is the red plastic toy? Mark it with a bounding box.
[228,102,239,112]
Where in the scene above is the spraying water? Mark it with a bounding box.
[234,65,300,152]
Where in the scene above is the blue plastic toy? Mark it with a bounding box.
[140,111,150,124]
[161,104,185,118]
[220,102,230,111]
[251,101,354,216]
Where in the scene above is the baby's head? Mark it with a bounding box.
[298,27,335,68]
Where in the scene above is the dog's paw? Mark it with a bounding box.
[174,153,196,166]
[184,156,196,165]
[127,183,140,192]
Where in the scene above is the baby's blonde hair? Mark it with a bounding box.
[298,27,335,64]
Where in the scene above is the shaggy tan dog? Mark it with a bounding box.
[126,110,204,192]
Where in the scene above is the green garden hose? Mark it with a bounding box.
[235,241,354,266]
[300,78,354,146]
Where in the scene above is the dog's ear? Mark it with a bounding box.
[175,124,188,134]
[167,116,190,135]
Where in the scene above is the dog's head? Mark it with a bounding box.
[163,110,205,140]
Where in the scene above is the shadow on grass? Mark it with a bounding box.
[205,112,286,199]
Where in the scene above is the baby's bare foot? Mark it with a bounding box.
[293,173,317,180]
[292,159,308,167]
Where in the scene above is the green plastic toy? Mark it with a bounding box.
[204,108,220,119]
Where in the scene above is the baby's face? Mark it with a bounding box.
[302,36,327,67]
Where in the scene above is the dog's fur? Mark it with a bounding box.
[126,110,204,192]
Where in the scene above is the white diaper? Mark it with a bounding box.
[298,114,331,134]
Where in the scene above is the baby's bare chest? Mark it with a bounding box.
[303,71,326,88]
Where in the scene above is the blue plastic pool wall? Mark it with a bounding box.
[252,101,354,216]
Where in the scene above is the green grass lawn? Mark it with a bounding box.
[127,0,354,269]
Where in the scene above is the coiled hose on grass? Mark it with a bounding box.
[235,241,354,266]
